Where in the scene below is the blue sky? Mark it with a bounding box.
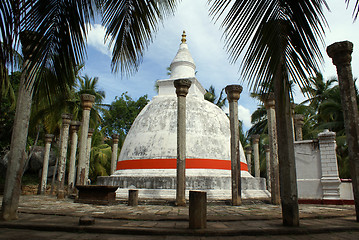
[82,0,358,130]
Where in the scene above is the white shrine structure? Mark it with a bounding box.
[98,32,270,200]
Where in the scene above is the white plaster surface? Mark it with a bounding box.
[294,131,350,201]
[295,140,324,199]
[340,182,354,200]
[117,94,247,167]
[169,41,196,80]
[115,188,270,200]
[98,34,269,200]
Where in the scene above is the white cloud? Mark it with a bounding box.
[222,105,252,130]
[87,24,112,57]
[238,105,252,129]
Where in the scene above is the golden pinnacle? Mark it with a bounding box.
[181,31,186,43]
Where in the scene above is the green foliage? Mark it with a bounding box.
[74,74,107,129]
[301,73,337,110]
[314,82,359,179]
[204,85,227,109]
[294,104,320,140]
[0,71,21,152]
[246,72,358,179]
[88,127,112,183]
[238,120,248,149]
[102,92,149,138]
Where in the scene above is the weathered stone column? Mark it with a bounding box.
[189,191,207,229]
[264,144,271,191]
[77,94,95,185]
[128,189,139,206]
[318,130,341,200]
[252,134,260,178]
[327,41,359,221]
[225,84,243,206]
[245,146,252,175]
[110,134,119,175]
[68,121,81,192]
[264,93,280,204]
[85,128,94,185]
[57,113,72,199]
[294,114,304,141]
[39,134,54,195]
[174,78,191,206]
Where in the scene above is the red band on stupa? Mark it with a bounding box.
[116,158,248,171]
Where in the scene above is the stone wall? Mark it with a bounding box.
[295,130,348,201]
[295,140,322,199]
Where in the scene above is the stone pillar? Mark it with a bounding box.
[77,94,95,186]
[174,78,191,206]
[318,130,341,200]
[110,134,119,175]
[245,146,252,175]
[327,41,359,221]
[264,144,271,191]
[252,134,260,178]
[85,128,94,185]
[39,134,54,195]
[57,113,72,199]
[68,121,81,192]
[225,84,243,206]
[189,191,207,229]
[264,93,280,204]
[294,114,304,141]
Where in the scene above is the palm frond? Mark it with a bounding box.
[22,0,95,92]
[0,1,25,70]
[346,0,359,20]
[101,0,179,75]
[208,0,328,94]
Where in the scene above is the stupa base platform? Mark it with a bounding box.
[97,175,271,200]
[114,188,270,200]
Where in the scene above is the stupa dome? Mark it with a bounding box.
[115,31,249,177]
[98,32,269,200]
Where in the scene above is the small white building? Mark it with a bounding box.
[98,32,270,200]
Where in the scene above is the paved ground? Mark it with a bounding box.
[0,195,359,239]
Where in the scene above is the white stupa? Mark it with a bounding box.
[98,32,270,199]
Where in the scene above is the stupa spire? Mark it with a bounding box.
[181,31,186,43]
[169,31,196,79]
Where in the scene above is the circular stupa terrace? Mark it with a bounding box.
[98,32,270,200]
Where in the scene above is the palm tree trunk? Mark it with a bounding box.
[1,63,34,220]
[274,74,299,226]
[274,39,299,225]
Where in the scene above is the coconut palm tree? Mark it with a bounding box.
[301,73,337,110]
[208,0,328,226]
[1,0,179,220]
[1,0,96,221]
[74,74,107,128]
